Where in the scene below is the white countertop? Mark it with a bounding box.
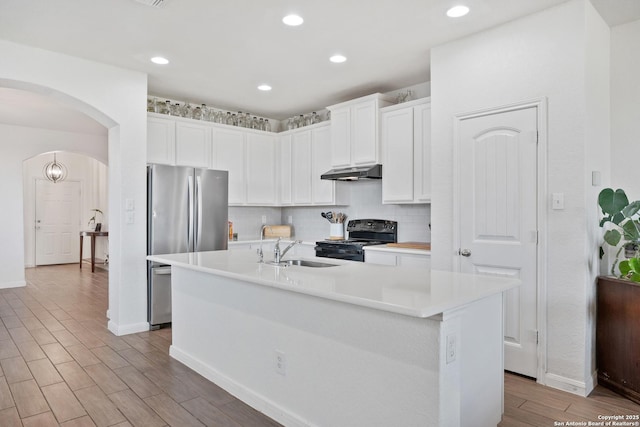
[148,250,518,318]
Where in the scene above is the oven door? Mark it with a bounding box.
[315,244,364,262]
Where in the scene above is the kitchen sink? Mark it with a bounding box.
[267,259,339,268]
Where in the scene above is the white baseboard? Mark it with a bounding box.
[170,345,313,427]
[542,372,596,397]
[0,280,26,289]
[107,320,149,336]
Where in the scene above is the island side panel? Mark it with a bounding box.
[170,266,446,427]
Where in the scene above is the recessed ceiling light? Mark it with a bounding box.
[150,56,169,65]
[282,14,304,26]
[329,55,347,64]
[257,84,272,91]
[446,5,469,18]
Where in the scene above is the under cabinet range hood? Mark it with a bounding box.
[320,164,382,181]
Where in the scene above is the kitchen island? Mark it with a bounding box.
[148,250,519,427]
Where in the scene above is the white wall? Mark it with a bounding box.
[611,19,640,197]
[430,0,609,394]
[22,149,109,266]
[0,40,148,335]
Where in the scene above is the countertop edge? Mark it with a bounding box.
[147,253,519,319]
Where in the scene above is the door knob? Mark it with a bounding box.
[459,248,472,257]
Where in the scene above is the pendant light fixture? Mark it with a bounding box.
[43,152,68,183]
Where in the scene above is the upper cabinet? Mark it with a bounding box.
[175,121,211,168]
[327,93,393,168]
[212,127,246,205]
[246,133,277,205]
[380,98,431,204]
[147,115,176,165]
[281,122,345,206]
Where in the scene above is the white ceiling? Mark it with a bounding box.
[0,0,638,133]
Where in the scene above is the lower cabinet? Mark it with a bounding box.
[365,250,431,269]
[596,276,640,405]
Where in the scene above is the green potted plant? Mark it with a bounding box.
[598,188,640,280]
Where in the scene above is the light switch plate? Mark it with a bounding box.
[552,193,564,210]
[125,198,135,211]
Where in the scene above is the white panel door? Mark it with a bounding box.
[458,106,538,377]
[35,180,81,265]
[414,102,432,202]
[147,116,176,165]
[279,135,292,205]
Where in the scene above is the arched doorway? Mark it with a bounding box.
[0,41,148,335]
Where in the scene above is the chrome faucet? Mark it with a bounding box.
[258,225,272,263]
[274,238,302,263]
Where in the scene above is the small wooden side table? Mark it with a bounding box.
[79,231,109,272]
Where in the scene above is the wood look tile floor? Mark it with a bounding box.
[0,264,638,426]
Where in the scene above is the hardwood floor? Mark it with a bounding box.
[1,264,281,426]
[1,264,638,426]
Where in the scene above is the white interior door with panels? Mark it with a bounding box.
[457,106,539,378]
[35,179,81,266]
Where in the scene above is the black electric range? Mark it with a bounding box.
[315,219,398,262]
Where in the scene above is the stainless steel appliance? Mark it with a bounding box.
[315,219,397,262]
[147,164,228,328]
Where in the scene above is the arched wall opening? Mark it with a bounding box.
[0,39,148,335]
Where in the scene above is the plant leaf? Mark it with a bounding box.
[622,201,640,218]
[620,260,631,275]
[599,188,628,215]
[623,220,640,240]
[599,246,604,259]
[611,212,626,225]
[631,272,640,283]
[604,229,621,246]
[628,257,640,272]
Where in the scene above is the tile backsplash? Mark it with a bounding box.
[282,180,430,242]
[229,180,431,242]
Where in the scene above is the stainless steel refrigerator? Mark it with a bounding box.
[147,164,228,328]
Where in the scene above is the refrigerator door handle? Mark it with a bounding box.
[187,175,194,250]
[196,174,203,251]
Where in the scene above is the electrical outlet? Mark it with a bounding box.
[275,350,286,375]
[262,215,267,225]
[446,333,456,364]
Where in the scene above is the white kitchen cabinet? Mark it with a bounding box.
[364,249,431,268]
[175,121,211,168]
[278,135,292,205]
[328,93,393,168]
[246,133,277,205]
[212,127,246,205]
[381,98,431,204]
[291,130,313,204]
[147,115,176,165]
[311,125,335,204]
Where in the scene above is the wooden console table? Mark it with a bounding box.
[79,231,109,272]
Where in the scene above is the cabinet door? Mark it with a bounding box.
[147,116,175,165]
[175,122,211,168]
[246,133,276,205]
[291,130,312,204]
[365,251,397,266]
[279,135,292,205]
[381,107,415,203]
[352,101,378,165]
[398,254,431,269]
[329,107,351,168]
[212,128,246,205]
[311,125,335,204]
[414,103,432,202]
